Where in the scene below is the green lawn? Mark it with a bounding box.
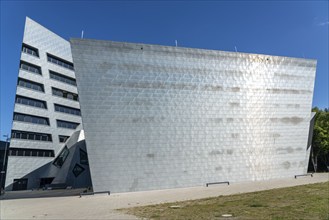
[121,182,329,220]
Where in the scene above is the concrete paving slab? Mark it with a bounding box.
[1,173,328,219]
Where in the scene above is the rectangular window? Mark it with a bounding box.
[9,148,54,157]
[54,104,81,116]
[47,53,74,70]
[22,43,39,57]
[58,135,69,143]
[52,87,79,101]
[17,78,44,92]
[80,149,89,165]
[49,70,76,86]
[53,146,69,168]
[11,130,52,142]
[13,112,50,126]
[20,61,42,75]
[56,120,79,129]
[15,95,47,109]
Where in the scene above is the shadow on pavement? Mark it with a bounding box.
[0,188,88,200]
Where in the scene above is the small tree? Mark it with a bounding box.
[311,107,329,172]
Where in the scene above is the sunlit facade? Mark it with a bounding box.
[5,17,317,193]
[71,39,317,193]
[5,18,91,191]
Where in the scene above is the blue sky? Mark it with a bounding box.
[0,1,328,140]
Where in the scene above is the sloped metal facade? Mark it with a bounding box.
[71,39,316,193]
[5,18,83,190]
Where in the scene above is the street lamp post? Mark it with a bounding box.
[1,134,10,195]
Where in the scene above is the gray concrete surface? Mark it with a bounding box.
[1,173,328,219]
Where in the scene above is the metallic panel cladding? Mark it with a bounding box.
[5,17,82,189]
[71,39,316,193]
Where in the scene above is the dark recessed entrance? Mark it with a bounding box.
[12,178,28,191]
[39,177,54,188]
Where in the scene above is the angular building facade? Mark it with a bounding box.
[5,17,317,193]
[5,18,91,191]
[70,39,317,193]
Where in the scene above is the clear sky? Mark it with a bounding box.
[0,1,328,140]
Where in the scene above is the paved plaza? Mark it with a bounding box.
[1,173,328,219]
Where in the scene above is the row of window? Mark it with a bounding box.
[11,130,73,144]
[22,43,73,71]
[17,78,44,92]
[16,95,81,117]
[16,96,80,115]
[54,104,81,116]
[50,70,76,86]
[13,112,50,125]
[11,130,53,142]
[9,147,54,157]
[13,111,80,129]
[57,120,80,129]
[20,64,77,88]
[52,87,79,101]
[22,44,39,57]
[20,61,42,75]
[16,95,47,109]
[17,73,80,110]
[47,54,74,70]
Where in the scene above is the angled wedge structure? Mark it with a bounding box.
[4,17,317,194]
[70,38,316,193]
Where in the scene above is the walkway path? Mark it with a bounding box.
[1,173,328,219]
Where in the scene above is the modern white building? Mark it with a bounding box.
[5,17,91,191]
[5,17,316,193]
[70,39,317,193]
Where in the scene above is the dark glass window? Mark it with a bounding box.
[14,113,50,125]
[21,133,27,139]
[20,61,42,75]
[17,78,44,92]
[52,87,79,101]
[56,120,79,129]
[72,164,85,177]
[49,70,76,86]
[17,150,24,156]
[11,130,52,142]
[54,104,81,116]
[10,149,17,156]
[16,95,47,109]
[22,43,39,57]
[9,148,54,157]
[59,135,69,143]
[80,149,89,165]
[47,53,74,70]
[53,146,69,168]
